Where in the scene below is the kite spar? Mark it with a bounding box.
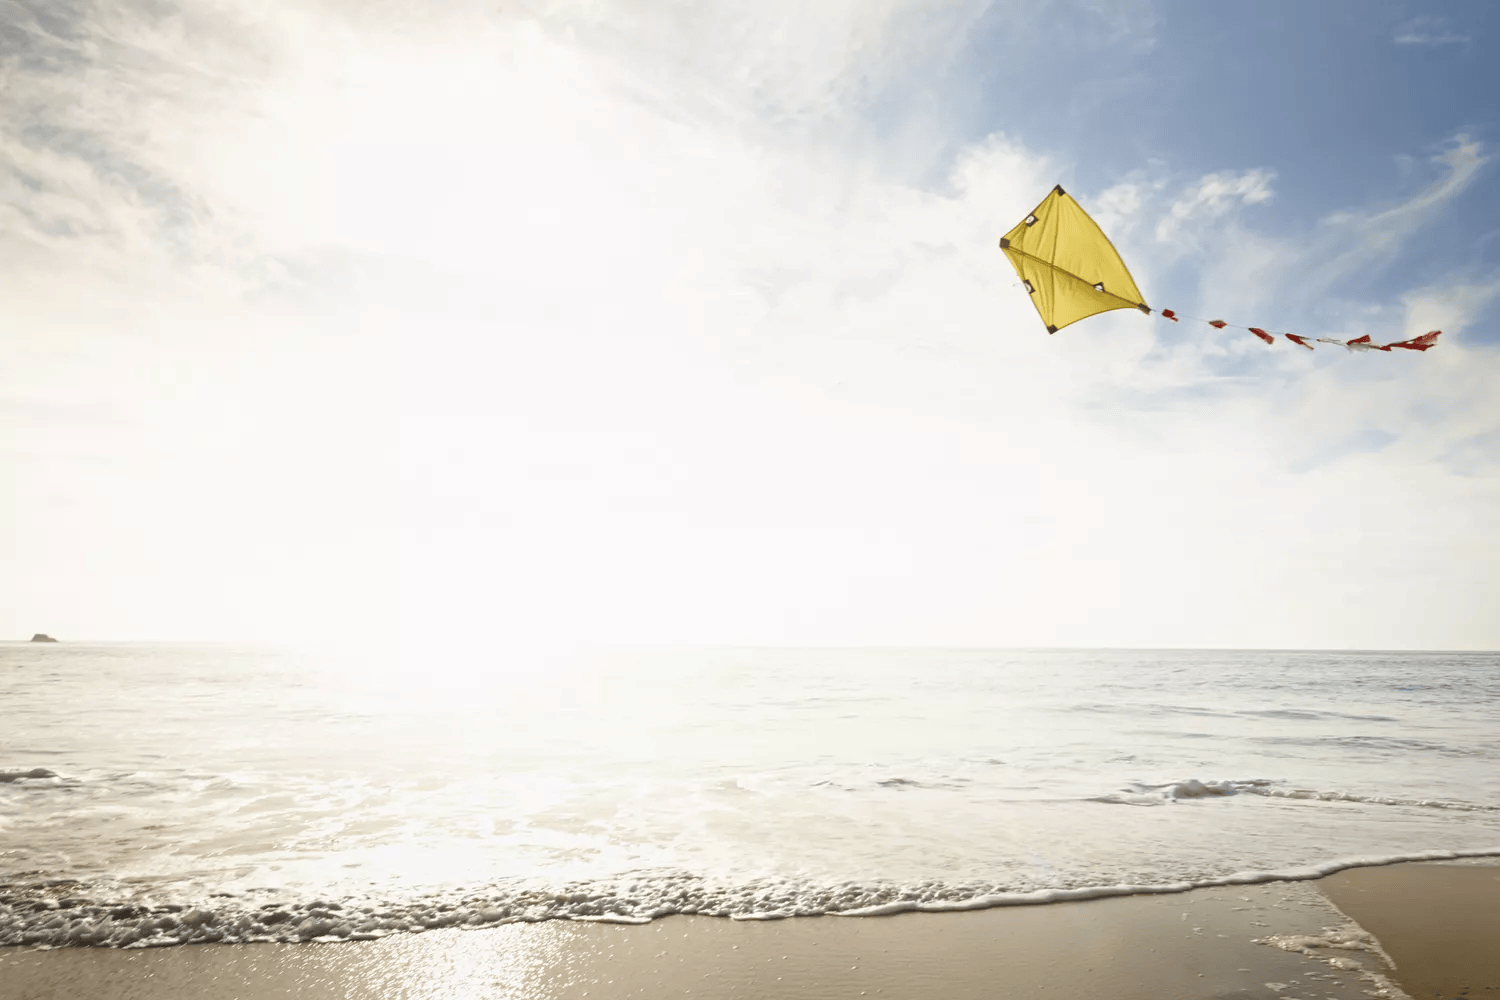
[999,185,1441,353]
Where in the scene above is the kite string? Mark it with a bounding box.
[1163,311,1275,334]
[1158,309,1297,345]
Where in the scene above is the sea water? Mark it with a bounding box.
[2,644,1498,947]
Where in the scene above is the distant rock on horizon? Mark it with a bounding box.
[30,633,58,643]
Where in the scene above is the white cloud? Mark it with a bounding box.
[1154,168,1276,248]
[1310,136,1486,284]
[1159,135,1490,331]
[1393,16,1469,46]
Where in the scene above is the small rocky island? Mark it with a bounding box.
[30,633,58,643]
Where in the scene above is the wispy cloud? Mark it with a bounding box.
[1311,135,1487,283]
[1393,16,1469,46]
[1154,168,1276,248]
[1142,134,1491,332]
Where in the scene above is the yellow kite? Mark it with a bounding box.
[999,184,1150,334]
[998,184,1443,353]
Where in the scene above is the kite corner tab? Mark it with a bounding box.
[1046,324,1058,334]
[1053,184,1066,196]
[999,237,1011,248]
[1137,303,1151,314]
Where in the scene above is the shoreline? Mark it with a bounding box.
[9,864,1497,1000]
[5,847,1500,950]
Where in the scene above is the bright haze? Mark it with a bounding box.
[3,0,1497,650]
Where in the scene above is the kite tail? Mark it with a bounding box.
[1157,311,1442,353]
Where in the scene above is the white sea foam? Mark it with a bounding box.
[4,847,1500,948]
[1257,926,1411,1000]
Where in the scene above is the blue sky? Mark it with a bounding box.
[944,2,1500,338]
[2,0,1497,649]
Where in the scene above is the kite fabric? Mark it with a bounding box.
[999,185,1150,334]
[1000,186,1442,355]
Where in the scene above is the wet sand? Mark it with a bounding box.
[0,879,1403,1000]
[1320,862,1500,1000]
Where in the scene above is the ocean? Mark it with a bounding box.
[2,643,1498,948]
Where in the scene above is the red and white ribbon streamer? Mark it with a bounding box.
[1157,310,1440,352]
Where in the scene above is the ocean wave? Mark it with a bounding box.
[1249,734,1493,758]
[1070,703,1409,725]
[1089,778,1500,811]
[4,847,1500,949]
[1240,708,1399,723]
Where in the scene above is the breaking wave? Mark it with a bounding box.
[5,847,1500,949]
[1090,777,1500,810]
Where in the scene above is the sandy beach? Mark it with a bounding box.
[11,864,1496,1000]
[1321,862,1500,1000]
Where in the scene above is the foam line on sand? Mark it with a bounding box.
[1,877,1422,1000]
